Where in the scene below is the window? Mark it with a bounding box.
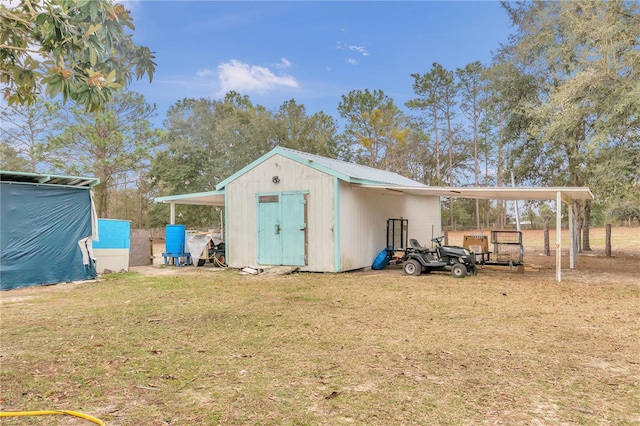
[258,195,279,203]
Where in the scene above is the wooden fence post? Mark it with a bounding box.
[544,223,550,256]
[605,224,612,257]
[577,221,582,253]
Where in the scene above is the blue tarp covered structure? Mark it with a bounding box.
[1,172,100,290]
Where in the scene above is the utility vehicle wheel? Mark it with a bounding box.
[451,263,467,278]
[403,259,422,276]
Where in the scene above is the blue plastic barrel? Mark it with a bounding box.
[165,224,186,254]
[372,246,392,270]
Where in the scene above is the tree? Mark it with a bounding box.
[0,141,30,171]
[150,93,282,228]
[408,63,463,228]
[152,93,341,197]
[150,94,345,228]
[48,90,161,217]
[389,123,437,185]
[609,198,640,227]
[407,64,450,184]
[212,92,280,175]
[499,0,640,247]
[1,0,155,111]
[482,62,538,228]
[108,172,156,228]
[338,89,409,169]
[274,99,340,158]
[440,66,460,229]
[457,62,485,228]
[152,93,278,194]
[151,97,223,201]
[0,99,58,172]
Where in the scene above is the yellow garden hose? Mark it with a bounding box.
[0,410,105,425]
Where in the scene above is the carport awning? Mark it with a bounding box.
[155,190,225,206]
[355,185,594,202]
[154,186,593,205]
[356,184,594,283]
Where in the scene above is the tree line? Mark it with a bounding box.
[2,0,639,238]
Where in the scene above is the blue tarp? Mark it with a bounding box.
[1,183,97,290]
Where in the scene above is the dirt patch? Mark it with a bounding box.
[447,227,640,285]
[129,264,225,277]
[146,227,639,284]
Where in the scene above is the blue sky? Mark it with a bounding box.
[127,1,513,126]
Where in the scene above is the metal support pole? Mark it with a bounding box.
[220,208,224,242]
[511,170,521,232]
[556,191,562,282]
[569,200,575,269]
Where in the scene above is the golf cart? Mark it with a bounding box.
[383,219,476,278]
[403,236,477,278]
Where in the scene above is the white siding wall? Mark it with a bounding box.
[226,154,335,271]
[338,184,400,271]
[401,193,442,247]
[338,184,441,271]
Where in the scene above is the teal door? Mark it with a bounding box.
[257,192,306,266]
[257,195,281,265]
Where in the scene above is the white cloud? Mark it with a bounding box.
[205,59,298,96]
[346,58,358,65]
[274,58,292,69]
[336,41,369,57]
[350,45,369,56]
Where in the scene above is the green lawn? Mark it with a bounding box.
[1,261,639,425]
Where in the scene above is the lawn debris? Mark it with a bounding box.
[134,385,159,391]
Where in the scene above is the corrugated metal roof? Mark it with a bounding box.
[216,146,426,190]
[0,171,100,188]
[276,147,427,187]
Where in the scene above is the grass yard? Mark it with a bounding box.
[1,227,639,425]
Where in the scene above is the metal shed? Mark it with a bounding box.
[218,147,440,272]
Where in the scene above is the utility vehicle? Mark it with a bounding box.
[403,236,477,278]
